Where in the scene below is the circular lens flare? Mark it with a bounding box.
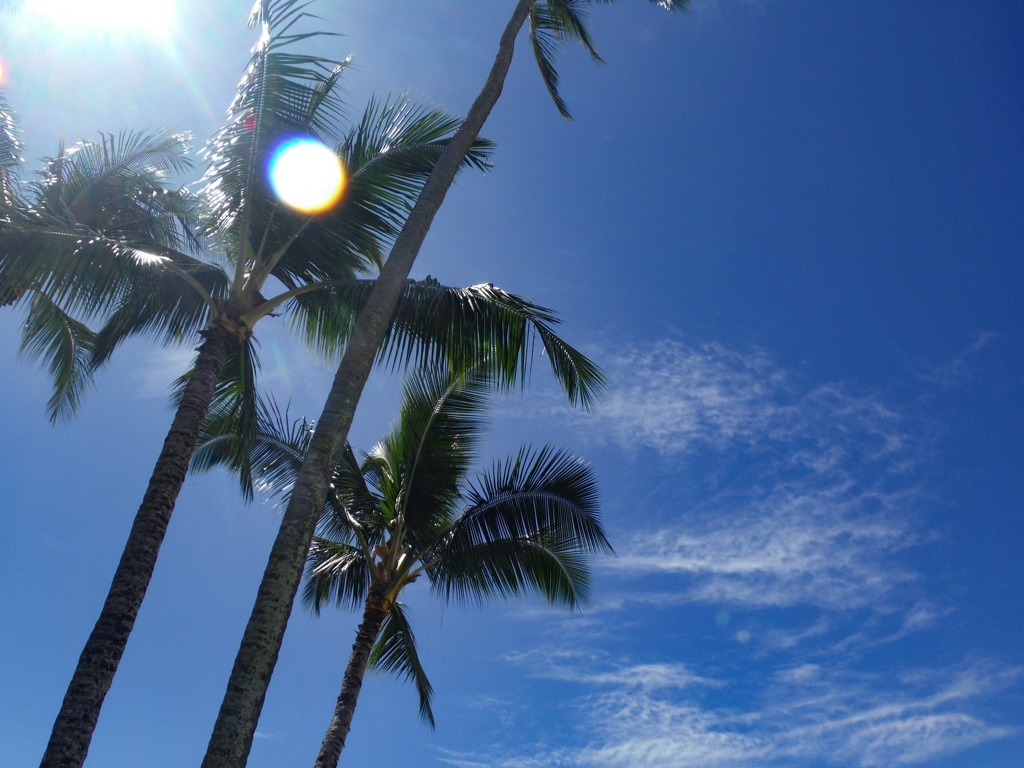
[268,138,346,214]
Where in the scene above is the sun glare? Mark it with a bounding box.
[268,138,346,215]
[24,0,175,38]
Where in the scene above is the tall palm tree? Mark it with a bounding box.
[0,4,587,766]
[204,3,685,764]
[0,126,201,418]
[194,367,610,768]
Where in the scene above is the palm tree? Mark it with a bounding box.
[0,3,585,765]
[204,3,685,764]
[0,125,202,418]
[194,367,611,768]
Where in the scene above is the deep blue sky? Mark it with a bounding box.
[2,2,1022,766]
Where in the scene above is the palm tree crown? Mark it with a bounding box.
[194,365,611,767]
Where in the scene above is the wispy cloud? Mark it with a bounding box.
[609,480,921,610]
[474,336,1020,767]
[587,338,910,464]
[476,655,1021,768]
[913,330,998,389]
[561,338,926,611]
[131,345,197,398]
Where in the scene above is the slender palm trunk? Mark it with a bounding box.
[313,584,390,768]
[201,3,536,766]
[40,321,240,768]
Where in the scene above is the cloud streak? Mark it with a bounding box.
[571,338,926,611]
[476,336,1021,767]
[478,656,1021,768]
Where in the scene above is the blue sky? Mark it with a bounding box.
[2,2,1022,767]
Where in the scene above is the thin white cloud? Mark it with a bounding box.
[548,337,927,612]
[913,330,998,389]
[448,337,1020,768]
[131,345,197,398]
[594,339,788,455]
[609,480,920,609]
[480,655,1021,768]
[587,339,911,467]
[502,648,719,691]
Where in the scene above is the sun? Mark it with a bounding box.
[22,0,176,39]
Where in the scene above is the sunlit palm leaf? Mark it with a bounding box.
[0,129,201,318]
[0,89,23,209]
[271,95,494,291]
[304,536,371,614]
[200,0,349,269]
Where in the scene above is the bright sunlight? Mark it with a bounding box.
[23,0,175,38]
[268,138,347,214]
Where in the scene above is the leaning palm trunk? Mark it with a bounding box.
[40,318,243,768]
[201,2,536,765]
[313,582,391,768]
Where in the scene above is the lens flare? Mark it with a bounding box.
[268,138,346,214]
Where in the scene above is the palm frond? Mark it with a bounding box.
[303,535,371,614]
[0,89,24,208]
[18,288,97,423]
[1,129,203,319]
[29,130,197,241]
[90,259,228,367]
[530,0,688,119]
[200,0,349,269]
[389,367,494,548]
[325,443,387,538]
[437,533,595,607]
[190,377,314,502]
[369,602,435,727]
[291,277,605,409]
[431,445,610,607]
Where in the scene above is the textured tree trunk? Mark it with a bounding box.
[312,585,390,768]
[40,321,240,768]
[200,3,536,766]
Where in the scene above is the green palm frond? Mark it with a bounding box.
[304,535,371,614]
[290,277,605,409]
[530,1,603,119]
[369,602,435,727]
[454,282,605,409]
[387,367,493,548]
[28,131,198,248]
[437,531,594,607]
[1,129,201,317]
[431,445,609,607]
[18,288,97,423]
[530,0,688,119]
[327,443,387,537]
[191,375,317,503]
[90,259,229,367]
